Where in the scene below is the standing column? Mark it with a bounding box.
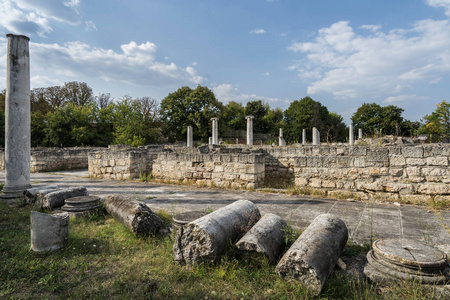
[302,129,306,145]
[187,126,193,148]
[279,128,286,146]
[312,127,320,145]
[246,115,254,146]
[349,124,354,146]
[1,34,31,201]
[211,117,219,145]
[358,128,363,140]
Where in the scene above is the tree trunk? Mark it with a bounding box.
[104,194,163,236]
[174,200,260,265]
[276,214,348,296]
[236,213,289,263]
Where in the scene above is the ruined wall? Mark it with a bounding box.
[88,145,164,180]
[0,147,102,172]
[152,152,265,189]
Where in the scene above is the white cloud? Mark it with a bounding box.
[287,19,450,101]
[213,83,282,104]
[360,25,381,32]
[263,72,270,76]
[31,75,61,87]
[85,20,97,31]
[249,28,266,34]
[426,0,450,16]
[383,94,430,104]
[11,40,206,88]
[0,0,81,37]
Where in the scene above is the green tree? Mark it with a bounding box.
[283,97,331,142]
[160,85,223,141]
[351,102,406,136]
[263,107,284,136]
[44,103,97,147]
[421,100,450,142]
[220,101,245,132]
[245,100,269,134]
[112,96,161,146]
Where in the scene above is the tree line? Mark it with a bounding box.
[0,82,448,147]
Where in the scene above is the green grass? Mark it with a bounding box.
[0,202,446,299]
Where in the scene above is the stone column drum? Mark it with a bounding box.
[1,34,31,201]
[211,118,219,145]
[187,126,193,148]
[349,124,354,146]
[279,128,286,146]
[246,115,254,146]
[358,128,363,140]
[302,129,306,145]
[312,127,320,145]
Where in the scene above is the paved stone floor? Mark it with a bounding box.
[1,170,449,254]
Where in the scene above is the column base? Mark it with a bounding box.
[0,184,31,205]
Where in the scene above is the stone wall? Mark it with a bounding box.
[152,152,265,189]
[88,145,164,180]
[0,147,102,172]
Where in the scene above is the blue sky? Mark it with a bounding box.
[1,0,449,123]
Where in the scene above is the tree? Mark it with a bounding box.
[160,85,223,141]
[245,100,269,134]
[61,81,94,106]
[44,103,97,147]
[421,100,450,142]
[263,107,284,136]
[351,102,406,136]
[283,97,331,142]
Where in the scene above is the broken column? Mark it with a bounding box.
[302,129,306,145]
[312,127,320,145]
[174,200,261,265]
[105,194,163,236]
[276,214,348,296]
[246,115,254,146]
[30,211,69,253]
[349,124,354,145]
[36,186,88,210]
[1,34,31,202]
[187,126,193,148]
[236,213,290,263]
[278,128,286,146]
[358,128,363,140]
[211,117,219,145]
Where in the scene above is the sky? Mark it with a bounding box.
[0,0,449,124]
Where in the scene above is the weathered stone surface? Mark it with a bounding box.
[235,213,289,263]
[174,200,260,265]
[24,185,59,204]
[30,211,69,253]
[402,146,424,158]
[276,214,348,296]
[37,187,88,210]
[105,194,163,236]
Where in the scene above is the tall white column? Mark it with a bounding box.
[187,126,193,148]
[279,128,286,146]
[312,127,320,145]
[211,117,219,145]
[302,129,306,145]
[349,124,354,146]
[1,34,31,201]
[246,115,254,146]
[358,128,363,140]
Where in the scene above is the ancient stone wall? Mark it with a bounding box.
[0,147,102,172]
[88,145,164,180]
[152,152,265,189]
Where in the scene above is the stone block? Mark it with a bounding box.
[294,157,307,167]
[30,211,69,253]
[321,180,336,188]
[307,157,323,167]
[349,146,367,156]
[417,183,450,195]
[402,146,424,158]
[390,168,404,177]
[323,156,337,168]
[421,167,448,177]
[351,157,366,167]
[367,149,389,162]
[390,155,406,166]
[406,166,421,177]
[336,156,351,167]
[295,177,308,186]
[309,178,322,188]
[406,158,426,166]
[426,156,448,166]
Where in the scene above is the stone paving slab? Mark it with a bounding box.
[2,170,449,254]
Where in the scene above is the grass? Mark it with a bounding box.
[1,203,447,299]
